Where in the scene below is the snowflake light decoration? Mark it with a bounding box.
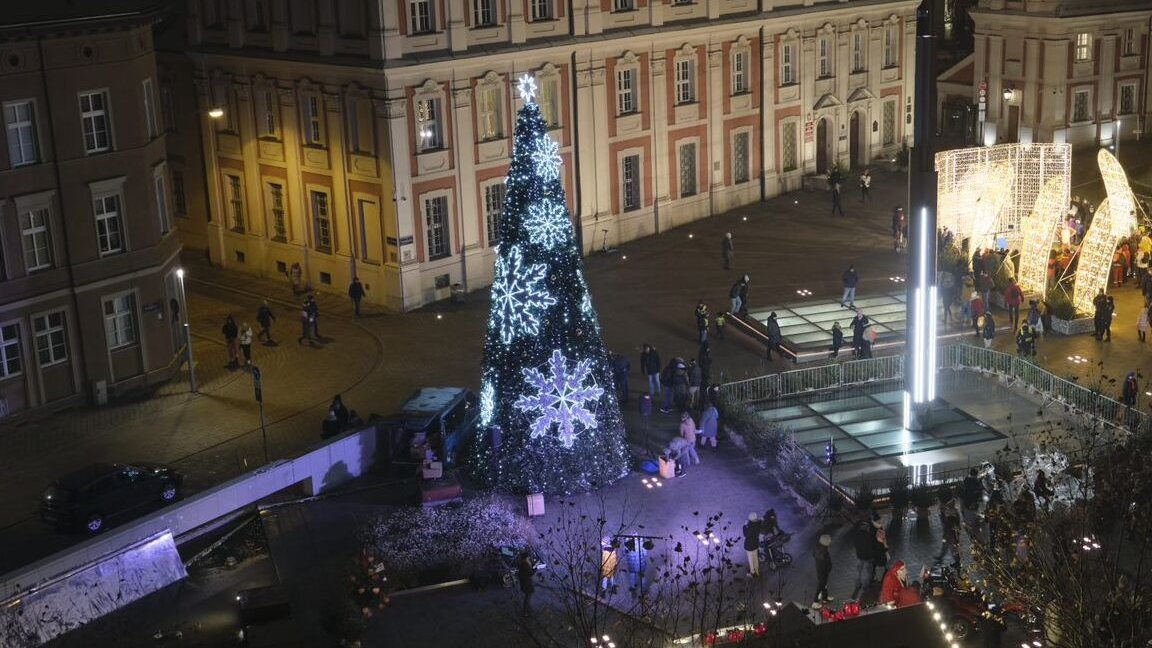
[514,349,604,448]
[532,134,562,184]
[491,245,556,344]
[517,74,537,104]
[479,381,495,426]
[525,197,569,250]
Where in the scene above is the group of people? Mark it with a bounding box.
[742,509,790,577]
[221,314,255,369]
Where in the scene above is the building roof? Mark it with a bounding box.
[975,0,1152,18]
[0,0,167,34]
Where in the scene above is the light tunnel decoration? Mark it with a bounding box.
[1017,177,1069,295]
[936,143,1072,253]
[1072,149,1139,314]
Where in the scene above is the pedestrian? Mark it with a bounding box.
[859,168,872,203]
[298,302,312,344]
[516,550,536,616]
[679,411,700,465]
[975,272,993,309]
[221,315,240,368]
[1103,295,1115,341]
[306,295,321,339]
[722,232,734,270]
[961,468,984,512]
[850,520,875,599]
[935,499,962,568]
[743,513,762,577]
[969,291,987,338]
[698,342,713,387]
[1033,470,1054,510]
[879,560,911,606]
[664,436,690,475]
[729,277,744,315]
[698,401,718,448]
[737,276,750,316]
[982,310,996,348]
[672,359,690,412]
[687,359,702,408]
[938,268,956,325]
[348,276,365,317]
[852,310,873,359]
[695,301,709,344]
[1137,305,1149,343]
[1122,371,1139,409]
[1026,299,1041,329]
[641,344,661,396]
[599,537,619,597]
[812,534,834,608]
[830,322,844,358]
[892,207,906,252]
[1002,277,1024,331]
[611,352,631,405]
[624,537,649,598]
[714,311,726,340]
[830,180,845,217]
[238,322,254,366]
[659,358,677,413]
[765,311,783,361]
[871,513,890,581]
[841,265,859,308]
[256,300,276,344]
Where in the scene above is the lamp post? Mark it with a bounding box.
[252,365,268,464]
[176,268,197,392]
[1115,118,1121,158]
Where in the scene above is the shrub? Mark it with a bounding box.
[888,473,910,509]
[854,481,876,512]
[909,484,936,510]
[1046,291,1080,320]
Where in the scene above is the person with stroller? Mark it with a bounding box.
[759,508,791,569]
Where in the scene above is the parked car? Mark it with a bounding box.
[40,463,184,533]
[377,387,479,467]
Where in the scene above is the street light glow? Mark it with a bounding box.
[208,107,225,119]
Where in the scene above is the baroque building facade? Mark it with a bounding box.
[0,5,183,417]
[184,0,918,311]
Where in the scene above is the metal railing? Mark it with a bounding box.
[722,355,905,404]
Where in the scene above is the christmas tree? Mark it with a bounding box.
[469,75,631,495]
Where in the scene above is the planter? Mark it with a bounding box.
[1048,316,1095,336]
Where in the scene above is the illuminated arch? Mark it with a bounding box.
[1071,150,1140,314]
[1017,177,1068,295]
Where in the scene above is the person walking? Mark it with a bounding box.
[830,321,844,358]
[698,342,713,388]
[982,310,996,348]
[729,276,746,315]
[611,352,631,406]
[694,301,710,344]
[969,291,987,338]
[348,277,365,317]
[841,265,859,308]
[1002,277,1024,331]
[687,359,702,408]
[671,360,690,412]
[298,302,313,345]
[871,513,890,582]
[516,550,536,616]
[737,276,750,316]
[851,519,875,599]
[743,513,762,577]
[859,169,872,203]
[256,300,276,344]
[722,232,734,270]
[238,322,254,366]
[599,537,619,597]
[641,344,661,396]
[1137,305,1149,343]
[624,537,649,598]
[221,315,240,368]
[935,499,962,568]
[1102,295,1115,341]
[812,534,834,608]
[698,401,718,448]
[1122,371,1139,428]
[306,295,321,339]
[714,311,726,340]
[679,411,700,465]
[892,207,906,252]
[765,312,783,361]
[852,310,873,359]
[938,268,957,325]
[830,181,846,217]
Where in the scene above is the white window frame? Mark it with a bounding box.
[79,89,112,154]
[473,0,496,26]
[781,43,795,85]
[1122,28,1137,56]
[621,152,641,212]
[20,207,53,272]
[883,26,897,68]
[818,37,831,78]
[483,181,506,247]
[731,48,749,95]
[154,163,171,235]
[260,89,278,137]
[675,57,696,105]
[410,0,434,33]
[530,0,552,21]
[310,189,332,252]
[142,78,159,139]
[678,141,697,198]
[732,129,751,184]
[476,81,504,141]
[103,292,137,350]
[0,322,22,378]
[616,67,637,115]
[268,181,288,241]
[91,177,127,256]
[1074,32,1092,62]
[423,193,451,259]
[614,0,634,11]
[4,99,39,166]
[1071,88,1091,123]
[414,93,443,152]
[852,31,865,72]
[303,94,324,145]
[33,311,68,367]
[1119,83,1137,115]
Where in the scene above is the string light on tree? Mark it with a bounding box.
[514,349,604,449]
[479,381,495,426]
[531,134,562,184]
[490,244,556,344]
[524,198,570,250]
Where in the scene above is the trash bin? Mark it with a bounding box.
[450,283,465,303]
[658,456,676,479]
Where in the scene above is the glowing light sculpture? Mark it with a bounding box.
[470,74,629,495]
[1071,151,1139,315]
[1017,177,1068,295]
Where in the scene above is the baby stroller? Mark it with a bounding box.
[758,532,793,569]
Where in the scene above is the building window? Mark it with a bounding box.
[425,195,449,259]
[484,183,505,246]
[4,100,39,166]
[226,175,245,232]
[732,49,749,94]
[818,37,831,78]
[1123,28,1137,56]
[538,76,560,128]
[679,143,696,198]
[530,0,552,21]
[348,96,374,153]
[1120,84,1136,115]
[781,122,797,171]
[304,95,324,145]
[336,0,365,36]
[20,208,53,272]
[260,90,278,137]
[161,87,177,133]
[675,58,695,104]
[94,193,124,256]
[882,100,896,145]
[1072,89,1090,122]
[269,182,287,241]
[1074,32,1092,62]
[883,27,897,68]
[0,323,21,378]
[79,90,111,154]
[616,68,637,114]
[852,32,865,72]
[311,190,332,251]
[142,79,159,139]
[246,0,268,30]
[103,293,137,350]
[410,0,434,33]
[781,43,795,85]
[172,171,187,215]
[415,97,442,152]
[33,312,67,367]
[154,167,171,234]
[473,0,496,26]
[614,0,634,10]
[733,131,750,184]
[477,86,504,140]
[622,154,640,211]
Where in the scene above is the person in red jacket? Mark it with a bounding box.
[880,560,910,606]
[969,292,987,338]
[1002,277,1024,331]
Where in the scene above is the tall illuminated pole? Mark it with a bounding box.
[176,268,197,393]
[904,0,938,433]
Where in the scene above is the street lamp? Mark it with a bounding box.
[207,107,225,119]
[1115,118,1121,157]
[1002,88,1014,102]
[175,268,197,392]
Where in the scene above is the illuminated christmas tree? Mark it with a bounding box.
[469,75,630,495]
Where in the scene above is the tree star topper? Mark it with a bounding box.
[491,244,557,344]
[517,74,538,104]
[514,349,604,448]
